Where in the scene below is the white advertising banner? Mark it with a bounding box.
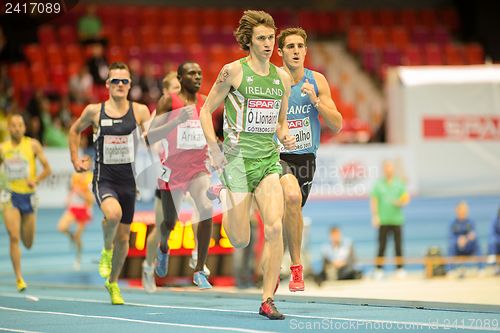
[387,66,500,195]
[37,148,74,208]
[310,144,417,199]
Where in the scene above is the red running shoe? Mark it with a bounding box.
[206,184,224,202]
[259,297,285,320]
[289,264,305,292]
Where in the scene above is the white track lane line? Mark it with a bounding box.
[0,306,274,333]
[1,292,499,332]
[0,328,43,333]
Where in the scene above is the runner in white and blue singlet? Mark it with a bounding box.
[277,27,343,292]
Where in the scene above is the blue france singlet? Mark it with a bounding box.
[281,68,321,155]
[93,102,137,184]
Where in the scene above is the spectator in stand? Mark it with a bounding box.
[69,65,93,104]
[86,43,108,85]
[77,5,104,46]
[317,226,362,284]
[448,201,482,275]
[138,62,162,106]
[25,90,45,143]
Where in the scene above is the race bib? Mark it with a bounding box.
[103,133,135,164]
[244,99,280,133]
[4,158,29,180]
[159,165,171,182]
[280,117,313,152]
[177,120,207,150]
[0,190,11,204]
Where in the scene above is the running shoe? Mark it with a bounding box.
[98,248,113,278]
[259,297,285,320]
[206,184,224,202]
[155,247,169,278]
[105,279,124,305]
[289,264,305,292]
[193,271,212,289]
[142,260,157,293]
[17,278,27,292]
[189,256,211,276]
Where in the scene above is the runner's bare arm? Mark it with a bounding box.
[200,61,241,148]
[313,71,342,133]
[276,68,295,150]
[145,95,185,145]
[69,104,99,172]
[133,102,151,133]
[31,139,52,186]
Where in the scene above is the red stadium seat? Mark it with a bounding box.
[24,44,45,65]
[444,44,465,65]
[38,25,57,45]
[140,7,160,28]
[464,43,484,64]
[160,7,182,29]
[399,9,419,32]
[45,44,65,67]
[420,9,439,30]
[8,63,30,91]
[423,43,443,65]
[159,26,179,47]
[368,27,388,49]
[64,44,84,65]
[58,26,78,44]
[377,9,397,27]
[402,44,423,66]
[389,26,410,50]
[347,26,365,52]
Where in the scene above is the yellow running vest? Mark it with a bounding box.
[1,137,37,194]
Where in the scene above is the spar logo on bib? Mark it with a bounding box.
[248,99,277,109]
[105,136,129,144]
[288,118,310,129]
[245,99,280,133]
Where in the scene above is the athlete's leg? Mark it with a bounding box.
[57,210,76,240]
[144,197,162,266]
[220,189,252,249]
[159,189,184,252]
[108,222,131,283]
[280,174,303,265]
[20,212,36,249]
[74,221,86,259]
[254,173,284,301]
[100,197,122,252]
[3,205,23,281]
[188,174,213,272]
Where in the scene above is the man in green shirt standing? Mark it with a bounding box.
[370,159,410,279]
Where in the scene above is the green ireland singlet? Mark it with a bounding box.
[223,58,285,158]
[221,58,285,192]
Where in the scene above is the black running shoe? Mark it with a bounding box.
[259,297,285,320]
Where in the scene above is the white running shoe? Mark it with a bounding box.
[142,261,157,293]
